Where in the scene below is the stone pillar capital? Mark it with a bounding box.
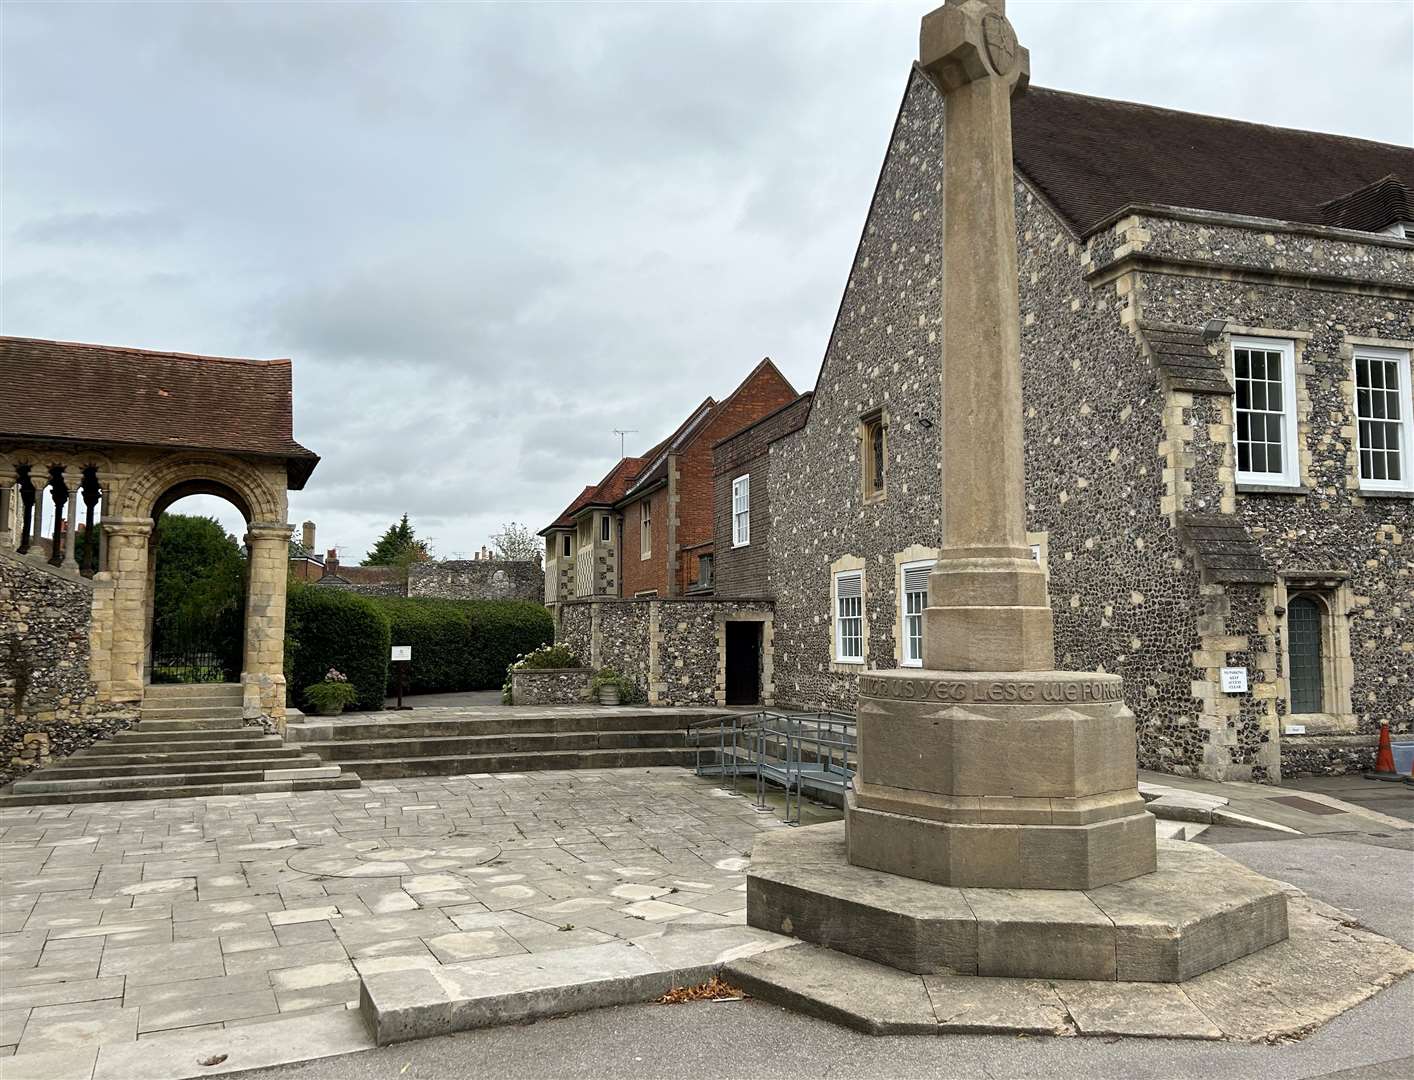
[245,522,293,545]
[102,517,154,539]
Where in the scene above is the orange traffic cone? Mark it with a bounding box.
[1364,720,1401,782]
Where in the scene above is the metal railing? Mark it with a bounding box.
[690,709,856,824]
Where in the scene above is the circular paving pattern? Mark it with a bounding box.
[286,837,501,879]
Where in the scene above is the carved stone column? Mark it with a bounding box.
[242,522,293,726]
[0,481,13,550]
[62,489,80,571]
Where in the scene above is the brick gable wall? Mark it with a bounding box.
[618,488,667,596]
[713,395,813,598]
[672,364,797,594]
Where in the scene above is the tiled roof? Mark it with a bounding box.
[1176,513,1275,585]
[621,397,717,499]
[1010,86,1414,237]
[0,336,319,486]
[1134,322,1232,395]
[1317,175,1412,232]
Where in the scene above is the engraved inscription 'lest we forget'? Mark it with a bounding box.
[859,674,1124,705]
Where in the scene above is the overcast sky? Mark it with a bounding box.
[4,1,1411,561]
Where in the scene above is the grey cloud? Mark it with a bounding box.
[3,1,1409,559]
[13,209,184,246]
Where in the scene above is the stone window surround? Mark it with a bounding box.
[1230,334,1301,490]
[731,474,750,548]
[640,499,652,560]
[1273,573,1355,735]
[1344,338,1414,495]
[860,409,887,504]
[830,554,867,669]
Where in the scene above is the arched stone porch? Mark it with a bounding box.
[2,336,320,734]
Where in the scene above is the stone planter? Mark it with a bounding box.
[598,684,621,706]
[510,667,591,706]
[313,702,346,717]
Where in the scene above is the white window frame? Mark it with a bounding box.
[600,514,611,542]
[898,560,931,668]
[1352,345,1413,493]
[731,474,750,547]
[561,534,571,558]
[640,500,652,560]
[1231,336,1300,488]
[833,569,864,665]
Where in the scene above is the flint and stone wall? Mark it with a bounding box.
[510,667,590,706]
[409,560,542,602]
[556,596,773,707]
[0,553,137,786]
[766,67,1412,781]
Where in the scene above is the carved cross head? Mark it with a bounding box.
[920,0,1030,95]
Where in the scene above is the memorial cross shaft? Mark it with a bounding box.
[839,0,1158,890]
[921,0,1053,673]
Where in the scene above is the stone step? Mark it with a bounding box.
[143,683,244,700]
[0,772,361,806]
[58,746,312,767]
[110,732,284,749]
[324,745,698,780]
[13,763,342,794]
[140,705,246,722]
[313,729,685,761]
[43,754,327,779]
[309,711,710,741]
[136,717,256,732]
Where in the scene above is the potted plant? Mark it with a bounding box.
[304,668,359,717]
[590,667,629,706]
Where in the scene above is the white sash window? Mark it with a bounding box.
[1354,346,1413,492]
[1232,337,1299,487]
[899,561,931,667]
[834,570,864,664]
[732,475,750,547]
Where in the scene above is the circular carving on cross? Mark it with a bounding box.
[982,11,1017,76]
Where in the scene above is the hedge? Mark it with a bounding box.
[285,581,390,711]
[371,597,553,696]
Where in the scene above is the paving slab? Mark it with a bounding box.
[726,943,938,1035]
[923,975,1071,1034]
[0,1043,99,1080]
[1056,980,1223,1039]
[92,1008,374,1080]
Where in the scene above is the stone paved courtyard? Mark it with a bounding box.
[0,768,787,1079]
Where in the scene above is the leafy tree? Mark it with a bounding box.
[151,514,246,681]
[490,522,541,564]
[154,514,246,627]
[363,513,432,567]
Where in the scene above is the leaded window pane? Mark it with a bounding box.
[1288,597,1324,714]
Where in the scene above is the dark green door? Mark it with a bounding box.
[1288,596,1324,714]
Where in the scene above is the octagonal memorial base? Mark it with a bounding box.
[746,821,1287,982]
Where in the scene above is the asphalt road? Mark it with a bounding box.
[243,816,1414,1080]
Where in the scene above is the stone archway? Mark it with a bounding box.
[101,452,294,722]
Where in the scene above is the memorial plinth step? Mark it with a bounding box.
[746,821,1288,983]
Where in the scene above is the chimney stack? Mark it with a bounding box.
[302,521,316,552]
[323,548,339,577]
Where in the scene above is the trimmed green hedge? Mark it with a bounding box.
[285,581,390,711]
[371,597,553,696]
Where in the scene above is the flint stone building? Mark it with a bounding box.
[749,72,1412,781]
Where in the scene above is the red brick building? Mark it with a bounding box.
[541,359,796,603]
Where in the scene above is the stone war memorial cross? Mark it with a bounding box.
[744,0,1292,988]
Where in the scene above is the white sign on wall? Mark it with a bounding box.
[1284,724,1307,735]
[390,646,412,662]
[1219,667,1249,694]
